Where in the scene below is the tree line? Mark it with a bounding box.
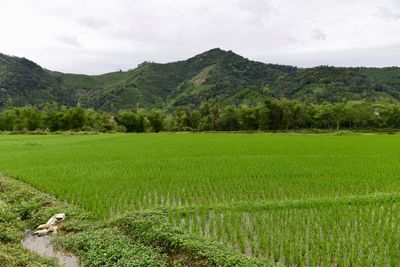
[0,100,400,132]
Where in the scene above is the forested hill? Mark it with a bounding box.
[1,48,400,111]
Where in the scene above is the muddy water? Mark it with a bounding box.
[22,231,81,267]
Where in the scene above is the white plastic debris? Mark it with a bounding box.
[33,213,65,236]
[46,213,65,227]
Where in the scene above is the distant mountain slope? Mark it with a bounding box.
[165,49,296,107]
[271,66,400,103]
[0,49,399,111]
[0,54,59,107]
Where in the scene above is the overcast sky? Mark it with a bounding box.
[0,0,399,74]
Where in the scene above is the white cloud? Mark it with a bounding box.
[0,0,399,74]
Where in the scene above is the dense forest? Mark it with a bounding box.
[1,49,400,111]
[1,100,399,132]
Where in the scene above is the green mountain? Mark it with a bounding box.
[1,48,399,111]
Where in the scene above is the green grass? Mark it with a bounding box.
[1,133,400,265]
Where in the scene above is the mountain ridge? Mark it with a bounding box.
[1,48,399,111]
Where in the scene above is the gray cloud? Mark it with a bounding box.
[54,35,81,47]
[237,0,277,17]
[77,16,110,29]
[311,29,327,41]
[377,6,400,20]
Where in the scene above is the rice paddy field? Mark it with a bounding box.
[1,133,400,266]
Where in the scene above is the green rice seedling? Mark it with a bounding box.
[1,133,400,265]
